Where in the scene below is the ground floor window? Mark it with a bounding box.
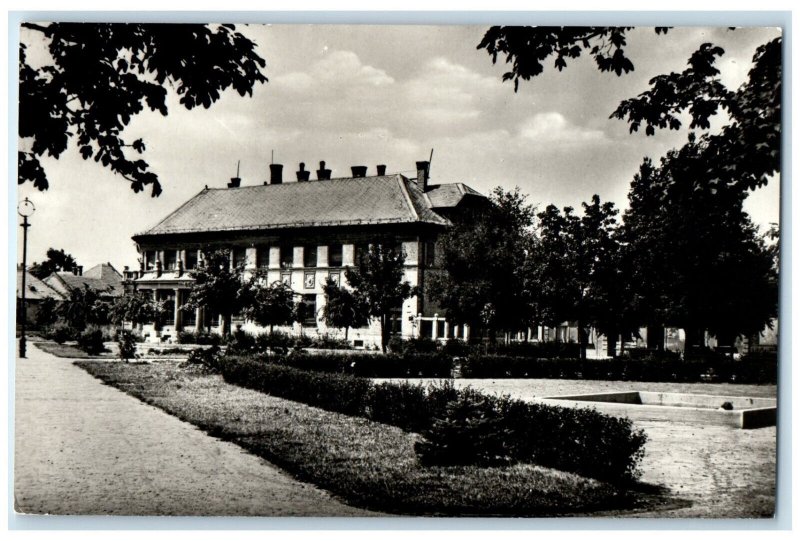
[301,294,317,326]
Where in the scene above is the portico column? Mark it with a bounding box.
[443,321,450,341]
[463,324,470,342]
[195,307,203,333]
[173,288,182,330]
[431,313,439,341]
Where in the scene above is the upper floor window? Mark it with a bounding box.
[328,244,343,267]
[185,249,198,270]
[353,243,369,265]
[232,247,247,269]
[280,245,294,269]
[164,250,178,271]
[256,245,270,269]
[304,245,318,268]
[144,250,156,270]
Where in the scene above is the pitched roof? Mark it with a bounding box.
[16,269,65,301]
[136,174,483,237]
[45,264,124,298]
[424,182,486,209]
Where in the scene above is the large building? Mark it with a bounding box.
[126,160,487,346]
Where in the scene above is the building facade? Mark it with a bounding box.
[126,160,487,346]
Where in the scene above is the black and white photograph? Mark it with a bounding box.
[11,13,783,524]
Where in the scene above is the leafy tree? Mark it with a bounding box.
[58,285,109,330]
[530,195,620,359]
[321,277,369,340]
[35,296,59,327]
[479,27,781,193]
[183,249,244,337]
[429,187,535,341]
[345,241,416,353]
[240,276,295,334]
[621,147,778,350]
[110,290,167,329]
[29,247,77,279]
[19,23,267,195]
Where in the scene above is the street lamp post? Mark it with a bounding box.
[18,197,35,358]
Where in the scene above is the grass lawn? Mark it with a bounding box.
[75,360,680,517]
[33,342,100,359]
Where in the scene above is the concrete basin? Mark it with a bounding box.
[538,391,776,429]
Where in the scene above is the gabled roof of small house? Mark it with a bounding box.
[45,263,124,298]
[16,269,65,301]
[135,174,485,238]
[424,182,485,209]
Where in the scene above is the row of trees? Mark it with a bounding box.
[115,245,415,353]
[430,171,778,359]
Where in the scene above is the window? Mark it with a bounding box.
[232,247,247,268]
[354,243,369,265]
[181,304,197,329]
[164,250,177,271]
[280,245,294,269]
[185,250,198,270]
[144,250,156,270]
[328,244,343,267]
[304,245,318,268]
[301,294,317,326]
[424,240,436,267]
[256,245,270,269]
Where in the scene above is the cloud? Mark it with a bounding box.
[518,112,607,145]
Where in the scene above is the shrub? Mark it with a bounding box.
[117,330,137,361]
[178,331,222,346]
[254,330,292,352]
[226,330,257,354]
[185,345,222,372]
[309,334,352,350]
[44,322,78,344]
[415,389,514,467]
[76,328,106,355]
[221,355,372,416]
[218,354,647,484]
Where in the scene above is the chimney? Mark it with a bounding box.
[416,161,430,191]
[269,163,283,185]
[72,265,78,275]
[227,176,241,188]
[351,165,368,178]
[376,164,387,176]
[316,160,332,180]
[78,265,83,276]
[296,162,311,182]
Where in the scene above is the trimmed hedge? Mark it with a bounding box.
[237,351,777,384]
[269,351,454,378]
[219,355,647,484]
[458,355,777,384]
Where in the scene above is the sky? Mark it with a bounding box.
[16,24,781,271]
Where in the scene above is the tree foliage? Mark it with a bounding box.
[345,241,415,352]
[183,249,245,336]
[240,276,296,333]
[529,195,621,359]
[110,290,167,327]
[19,22,267,195]
[621,147,778,347]
[479,26,781,192]
[29,247,77,279]
[478,26,669,91]
[321,277,369,339]
[58,285,109,330]
[429,188,535,340]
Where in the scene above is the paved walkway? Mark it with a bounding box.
[14,342,376,516]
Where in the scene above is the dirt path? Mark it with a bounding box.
[14,343,378,516]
